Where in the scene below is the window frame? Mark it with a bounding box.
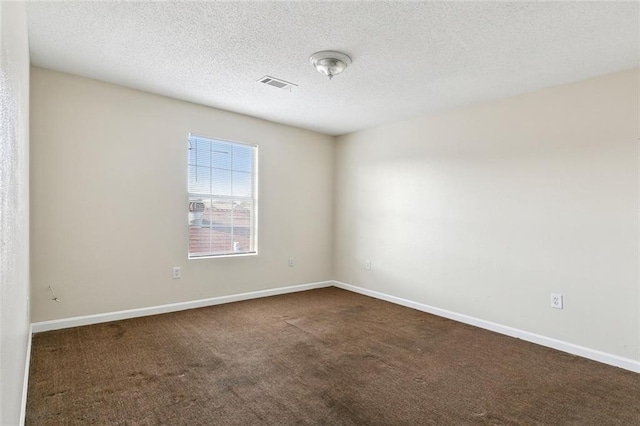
[187,133,258,259]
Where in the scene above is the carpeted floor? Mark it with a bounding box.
[27,287,640,425]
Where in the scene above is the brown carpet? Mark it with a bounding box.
[27,287,640,425]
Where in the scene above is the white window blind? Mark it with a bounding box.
[188,134,257,258]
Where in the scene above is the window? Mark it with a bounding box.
[188,134,257,258]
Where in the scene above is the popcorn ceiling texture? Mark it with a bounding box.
[26,1,639,136]
[0,2,30,424]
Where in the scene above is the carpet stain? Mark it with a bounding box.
[44,390,68,398]
[107,323,126,340]
[216,374,261,391]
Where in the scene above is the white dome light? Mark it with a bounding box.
[310,51,352,80]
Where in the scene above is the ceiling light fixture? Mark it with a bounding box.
[310,50,352,80]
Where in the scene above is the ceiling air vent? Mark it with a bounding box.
[258,76,298,91]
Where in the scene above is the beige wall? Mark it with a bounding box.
[0,2,30,424]
[334,68,639,361]
[30,67,334,322]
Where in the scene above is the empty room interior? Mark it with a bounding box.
[1,1,639,425]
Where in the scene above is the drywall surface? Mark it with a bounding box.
[0,2,30,424]
[335,68,639,361]
[30,67,334,322]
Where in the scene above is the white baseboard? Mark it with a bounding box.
[333,281,640,374]
[20,324,33,426]
[31,281,333,333]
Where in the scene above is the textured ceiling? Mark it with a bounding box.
[27,1,639,136]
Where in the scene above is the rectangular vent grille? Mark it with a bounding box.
[258,76,298,91]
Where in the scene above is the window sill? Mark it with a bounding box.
[188,252,258,260]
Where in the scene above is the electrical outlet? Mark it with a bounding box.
[172,267,181,279]
[288,257,294,267]
[551,293,563,309]
[365,260,372,270]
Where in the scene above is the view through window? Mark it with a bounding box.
[188,134,257,258]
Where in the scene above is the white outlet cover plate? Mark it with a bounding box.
[551,293,563,309]
[172,267,181,279]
